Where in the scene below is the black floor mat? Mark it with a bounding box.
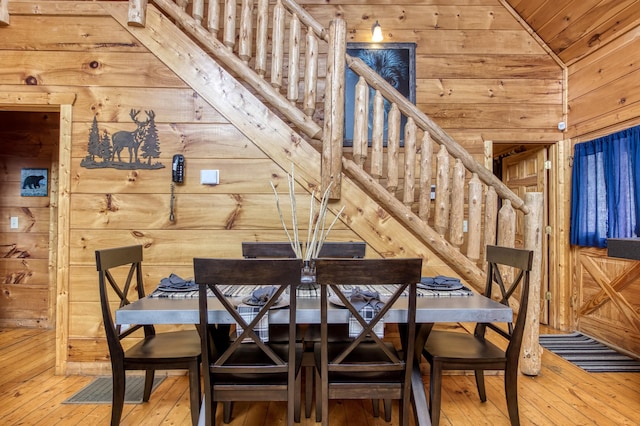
[539,332,640,373]
[63,376,164,404]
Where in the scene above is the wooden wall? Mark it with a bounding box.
[567,25,640,356]
[0,111,58,327]
[298,0,565,151]
[0,0,567,371]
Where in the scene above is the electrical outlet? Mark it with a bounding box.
[10,217,18,229]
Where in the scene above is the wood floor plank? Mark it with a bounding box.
[1,326,638,426]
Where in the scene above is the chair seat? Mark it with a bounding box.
[314,341,405,382]
[211,343,304,384]
[125,329,202,362]
[424,330,507,365]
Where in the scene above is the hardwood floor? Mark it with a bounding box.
[1,326,638,425]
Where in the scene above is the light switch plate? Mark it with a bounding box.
[200,170,219,185]
[10,217,18,229]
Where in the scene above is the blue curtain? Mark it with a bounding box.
[570,126,640,247]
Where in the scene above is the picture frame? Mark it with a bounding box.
[344,42,416,147]
[20,168,48,197]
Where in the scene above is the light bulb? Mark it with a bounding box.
[371,21,383,42]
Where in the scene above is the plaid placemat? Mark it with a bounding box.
[338,284,473,298]
[349,305,384,338]
[149,283,473,298]
[236,304,269,342]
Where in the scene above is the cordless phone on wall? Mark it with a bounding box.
[170,154,185,222]
[172,154,185,183]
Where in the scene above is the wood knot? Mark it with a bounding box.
[25,76,38,85]
[89,61,100,69]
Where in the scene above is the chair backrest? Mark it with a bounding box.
[314,258,422,370]
[241,242,297,258]
[194,258,302,373]
[241,241,366,259]
[479,245,534,361]
[96,245,151,361]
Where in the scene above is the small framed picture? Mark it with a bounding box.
[21,168,48,197]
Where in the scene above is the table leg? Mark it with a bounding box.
[404,323,434,426]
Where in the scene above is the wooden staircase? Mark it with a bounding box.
[108,0,544,371]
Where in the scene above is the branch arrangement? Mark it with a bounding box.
[271,165,345,261]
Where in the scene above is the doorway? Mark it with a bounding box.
[1,94,73,374]
[494,143,551,324]
[0,110,59,328]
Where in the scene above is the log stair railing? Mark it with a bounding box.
[123,0,542,293]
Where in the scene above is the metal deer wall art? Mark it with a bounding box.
[81,109,165,170]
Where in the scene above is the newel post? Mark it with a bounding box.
[521,192,543,375]
[322,18,346,199]
[0,0,10,26]
[128,0,147,27]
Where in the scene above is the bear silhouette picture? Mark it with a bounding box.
[23,175,45,189]
[20,170,48,197]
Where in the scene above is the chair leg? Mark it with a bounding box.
[110,369,126,426]
[371,399,380,417]
[304,365,314,418]
[223,402,233,423]
[294,370,301,423]
[315,368,322,423]
[383,399,392,422]
[143,369,155,402]
[474,369,487,402]
[429,361,443,426]
[188,362,201,426]
[504,367,521,426]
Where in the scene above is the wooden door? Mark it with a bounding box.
[502,148,549,323]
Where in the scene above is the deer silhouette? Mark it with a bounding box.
[111,109,152,163]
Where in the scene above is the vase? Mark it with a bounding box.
[300,259,318,291]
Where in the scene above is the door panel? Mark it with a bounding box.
[502,148,549,323]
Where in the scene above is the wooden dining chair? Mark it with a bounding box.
[96,245,201,426]
[314,258,423,426]
[241,241,367,419]
[194,258,304,426]
[422,245,534,426]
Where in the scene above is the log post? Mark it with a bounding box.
[386,103,400,193]
[403,117,416,206]
[497,199,515,248]
[128,0,147,27]
[238,0,254,63]
[370,91,384,180]
[271,0,285,89]
[287,13,301,104]
[521,192,543,375]
[449,158,465,249]
[483,186,498,267]
[322,18,346,198]
[466,173,483,263]
[254,0,269,76]
[434,145,451,236]
[223,0,237,50]
[193,0,204,25]
[303,28,318,116]
[207,0,221,36]
[352,76,369,168]
[418,132,433,221]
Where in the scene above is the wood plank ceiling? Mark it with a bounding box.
[503,0,640,66]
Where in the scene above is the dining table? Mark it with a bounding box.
[116,282,512,426]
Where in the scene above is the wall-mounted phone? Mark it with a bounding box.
[170,154,185,222]
[172,154,185,184]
